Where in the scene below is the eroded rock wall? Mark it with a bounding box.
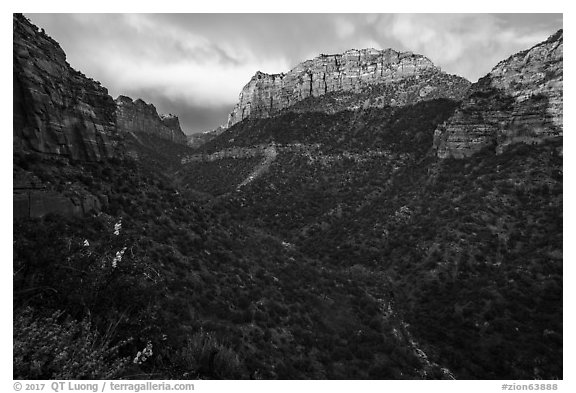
[115,96,187,144]
[13,13,119,161]
[227,49,470,127]
[434,30,563,159]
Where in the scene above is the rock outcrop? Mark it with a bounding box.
[13,169,105,219]
[227,48,470,127]
[115,96,187,144]
[13,13,119,161]
[434,30,563,159]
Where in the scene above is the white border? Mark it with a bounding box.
[2,1,572,391]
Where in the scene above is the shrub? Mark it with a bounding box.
[13,307,130,379]
[179,329,243,379]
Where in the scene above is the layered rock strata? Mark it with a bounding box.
[227,48,470,127]
[13,13,119,161]
[434,30,563,159]
[115,96,187,144]
[13,14,189,219]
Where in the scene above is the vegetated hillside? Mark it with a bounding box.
[203,98,459,154]
[184,81,562,379]
[15,142,455,379]
[187,127,226,149]
[384,141,562,379]
[189,30,563,379]
[178,156,264,196]
[205,124,562,379]
[181,98,459,196]
[124,131,195,175]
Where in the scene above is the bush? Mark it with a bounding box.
[179,329,243,379]
[13,307,130,379]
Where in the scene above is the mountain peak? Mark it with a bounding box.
[115,95,187,144]
[227,47,453,128]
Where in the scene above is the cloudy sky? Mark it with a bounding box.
[25,13,562,135]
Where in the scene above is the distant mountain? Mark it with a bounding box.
[187,126,226,149]
[116,95,187,145]
[226,48,470,128]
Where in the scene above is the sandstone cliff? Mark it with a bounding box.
[115,96,187,145]
[227,48,470,127]
[13,14,190,219]
[434,30,563,159]
[13,14,119,161]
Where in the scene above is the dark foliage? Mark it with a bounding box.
[201,99,459,154]
[14,98,562,380]
[14,141,444,379]
[183,99,562,379]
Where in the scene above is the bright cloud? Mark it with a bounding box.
[25,13,562,134]
[377,14,557,80]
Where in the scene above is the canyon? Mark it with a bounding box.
[13,13,563,380]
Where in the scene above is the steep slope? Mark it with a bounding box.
[13,13,122,219]
[13,15,452,380]
[227,48,470,127]
[180,31,562,380]
[195,119,562,380]
[182,99,459,195]
[434,30,563,158]
[13,14,120,161]
[116,95,187,145]
[13,14,193,219]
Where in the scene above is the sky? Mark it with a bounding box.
[25,13,563,135]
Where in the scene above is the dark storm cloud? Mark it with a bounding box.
[25,13,562,134]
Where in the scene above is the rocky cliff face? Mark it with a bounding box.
[13,14,189,219]
[13,169,105,219]
[115,96,187,145]
[434,30,563,159]
[13,13,119,161]
[227,48,470,127]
